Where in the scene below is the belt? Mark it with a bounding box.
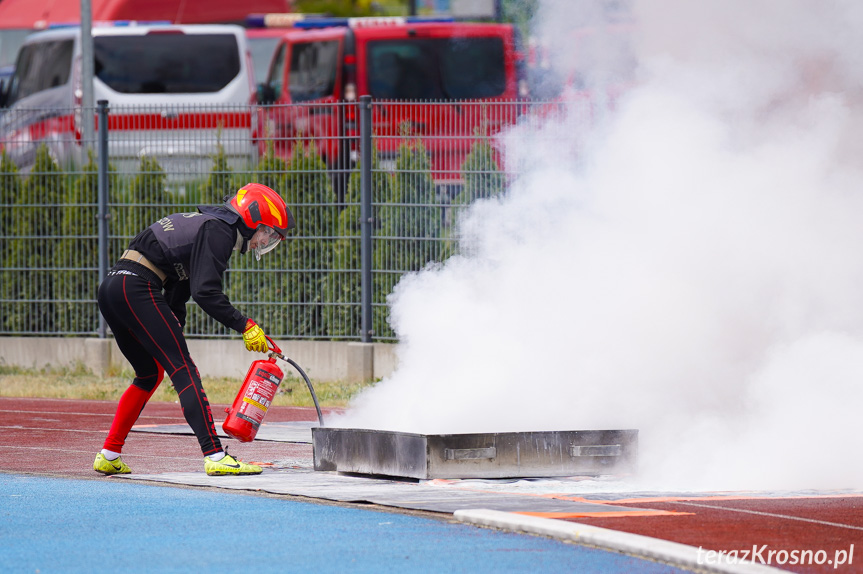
[121,249,167,283]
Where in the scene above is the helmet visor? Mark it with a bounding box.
[250,225,282,260]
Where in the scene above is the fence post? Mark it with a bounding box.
[97,99,109,339]
[359,95,373,343]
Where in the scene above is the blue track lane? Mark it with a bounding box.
[0,474,691,573]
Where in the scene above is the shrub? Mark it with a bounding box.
[323,149,394,338]
[253,141,288,196]
[8,145,68,332]
[225,142,336,339]
[111,155,169,263]
[0,151,22,332]
[55,150,100,334]
[280,142,335,338]
[444,136,507,256]
[372,137,442,338]
[457,136,506,204]
[199,140,241,205]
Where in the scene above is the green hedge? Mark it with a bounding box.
[0,137,505,339]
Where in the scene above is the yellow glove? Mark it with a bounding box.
[242,320,269,353]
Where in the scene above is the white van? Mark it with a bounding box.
[0,23,256,179]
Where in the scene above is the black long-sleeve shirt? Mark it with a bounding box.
[127,217,248,333]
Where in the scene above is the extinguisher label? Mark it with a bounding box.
[256,368,281,385]
[234,367,282,427]
[243,396,269,411]
[223,359,284,442]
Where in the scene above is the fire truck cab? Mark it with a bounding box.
[255,16,528,193]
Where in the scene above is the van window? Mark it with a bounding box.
[94,34,241,94]
[6,40,74,105]
[248,35,282,84]
[368,37,506,100]
[267,44,287,100]
[288,40,339,102]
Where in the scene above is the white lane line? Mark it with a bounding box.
[455,509,784,574]
[0,424,185,433]
[0,425,106,434]
[0,409,182,420]
[671,501,863,531]
[0,445,190,460]
[0,409,114,416]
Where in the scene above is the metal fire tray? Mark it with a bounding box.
[312,427,638,480]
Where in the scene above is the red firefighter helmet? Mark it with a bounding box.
[227,183,295,238]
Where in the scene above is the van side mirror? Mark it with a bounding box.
[257,83,276,105]
[0,66,13,108]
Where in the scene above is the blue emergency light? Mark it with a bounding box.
[293,15,454,29]
[47,20,171,29]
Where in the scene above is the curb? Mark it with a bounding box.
[453,509,786,574]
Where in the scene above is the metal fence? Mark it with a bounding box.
[0,97,581,341]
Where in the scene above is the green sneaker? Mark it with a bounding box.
[93,453,131,475]
[204,451,262,476]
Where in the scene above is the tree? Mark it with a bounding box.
[111,155,169,263]
[293,0,403,17]
[0,151,22,332]
[55,150,100,334]
[199,140,241,205]
[448,134,506,242]
[372,137,442,338]
[278,142,336,338]
[323,149,394,338]
[458,137,506,204]
[253,141,289,196]
[7,145,68,332]
[222,143,290,337]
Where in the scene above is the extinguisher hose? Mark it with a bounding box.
[265,337,324,426]
[284,356,325,427]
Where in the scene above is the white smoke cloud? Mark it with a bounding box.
[335,0,863,491]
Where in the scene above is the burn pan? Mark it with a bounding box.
[312,427,638,480]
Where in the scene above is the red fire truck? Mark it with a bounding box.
[254,16,529,193]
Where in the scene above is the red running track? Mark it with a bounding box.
[0,396,320,476]
[552,495,862,574]
[0,397,860,574]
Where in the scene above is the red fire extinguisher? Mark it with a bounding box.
[222,337,324,442]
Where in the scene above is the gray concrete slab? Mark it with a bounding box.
[119,467,644,515]
[131,421,315,443]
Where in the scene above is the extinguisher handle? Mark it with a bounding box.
[260,340,325,427]
[265,335,283,356]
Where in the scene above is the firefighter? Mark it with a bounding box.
[93,183,294,476]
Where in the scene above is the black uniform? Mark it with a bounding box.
[97,205,253,456]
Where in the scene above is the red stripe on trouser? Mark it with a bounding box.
[146,283,221,455]
[111,275,222,455]
[122,276,178,373]
[102,364,164,453]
